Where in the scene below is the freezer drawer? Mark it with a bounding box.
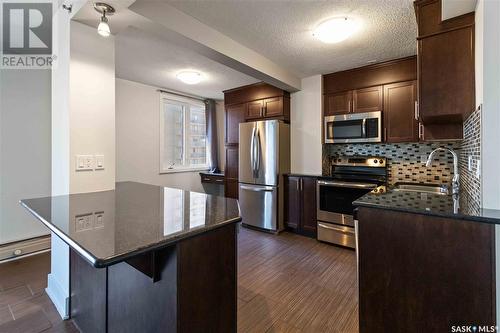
[239,183,277,231]
[317,222,355,248]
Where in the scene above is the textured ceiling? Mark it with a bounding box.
[115,27,259,100]
[166,0,418,77]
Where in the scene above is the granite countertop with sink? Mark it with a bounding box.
[354,188,500,225]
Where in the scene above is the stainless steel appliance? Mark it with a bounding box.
[317,156,387,248]
[324,111,382,144]
[239,120,290,232]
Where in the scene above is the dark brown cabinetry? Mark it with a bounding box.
[223,83,290,199]
[284,176,317,237]
[357,207,494,333]
[353,86,383,113]
[414,0,475,140]
[324,91,352,116]
[383,80,418,142]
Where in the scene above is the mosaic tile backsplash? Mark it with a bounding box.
[459,107,481,210]
[323,142,462,187]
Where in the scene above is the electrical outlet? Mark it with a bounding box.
[95,211,104,228]
[468,156,473,171]
[476,160,481,179]
[75,213,93,231]
[76,155,94,171]
[95,155,104,170]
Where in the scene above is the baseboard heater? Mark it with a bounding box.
[0,235,51,262]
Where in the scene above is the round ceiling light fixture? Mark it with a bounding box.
[93,2,115,37]
[176,71,203,85]
[312,17,361,43]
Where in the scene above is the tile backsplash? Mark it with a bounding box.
[460,106,481,210]
[323,142,461,186]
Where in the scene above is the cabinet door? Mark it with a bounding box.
[285,176,301,230]
[225,103,246,145]
[263,97,283,118]
[353,86,383,113]
[418,26,474,123]
[224,147,239,199]
[224,179,239,199]
[324,91,352,116]
[383,81,418,143]
[246,100,263,120]
[301,177,317,236]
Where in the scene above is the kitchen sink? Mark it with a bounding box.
[393,183,450,195]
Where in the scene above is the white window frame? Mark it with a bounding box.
[159,93,209,173]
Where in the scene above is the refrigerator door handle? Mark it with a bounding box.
[250,126,256,175]
[255,128,261,175]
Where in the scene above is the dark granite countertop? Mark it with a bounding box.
[20,181,241,268]
[354,188,500,224]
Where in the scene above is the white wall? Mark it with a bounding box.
[290,75,323,174]
[0,70,51,244]
[70,22,115,193]
[47,19,116,319]
[116,78,222,193]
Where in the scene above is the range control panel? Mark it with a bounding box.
[331,156,386,168]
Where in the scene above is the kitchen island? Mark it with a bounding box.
[21,181,242,333]
[353,189,498,333]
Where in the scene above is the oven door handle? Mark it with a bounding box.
[318,222,355,235]
[317,180,377,189]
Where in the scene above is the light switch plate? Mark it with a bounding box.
[76,155,94,171]
[95,155,104,170]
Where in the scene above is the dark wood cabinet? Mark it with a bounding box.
[414,0,475,140]
[357,207,495,333]
[353,86,383,113]
[225,103,245,145]
[263,97,283,118]
[324,91,352,116]
[246,100,263,120]
[224,147,239,199]
[383,81,418,143]
[284,176,317,237]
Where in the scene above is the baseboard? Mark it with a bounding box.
[46,273,70,320]
[0,235,50,261]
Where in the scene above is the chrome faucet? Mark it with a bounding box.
[426,147,460,196]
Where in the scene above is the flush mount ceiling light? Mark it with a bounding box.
[312,17,360,43]
[176,71,203,85]
[93,2,115,37]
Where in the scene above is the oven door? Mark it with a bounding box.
[316,180,376,226]
[324,111,382,144]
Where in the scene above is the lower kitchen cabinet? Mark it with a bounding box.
[356,207,495,333]
[284,176,317,237]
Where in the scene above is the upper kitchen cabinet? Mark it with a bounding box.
[414,0,475,140]
[224,82,290,122]
[225,103,246,145]
[383,81,418,143]
[324,91,352,116]
[353,86,383,113]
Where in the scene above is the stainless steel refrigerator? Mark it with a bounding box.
[238,120,290,232]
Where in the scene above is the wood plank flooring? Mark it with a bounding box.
[0,227,358,332]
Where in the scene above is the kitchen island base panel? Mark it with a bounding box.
[70,223,237,333]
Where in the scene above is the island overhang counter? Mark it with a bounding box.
[20,181,242,333]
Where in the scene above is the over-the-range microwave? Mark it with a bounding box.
[324,111,382,144]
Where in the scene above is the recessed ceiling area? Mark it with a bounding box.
[165,0,418,77]
[115,27,259,100]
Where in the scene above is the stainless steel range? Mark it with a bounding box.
[317,156,387,248]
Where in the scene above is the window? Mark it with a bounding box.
[160,94,208,172]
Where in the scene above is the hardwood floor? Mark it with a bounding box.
[0,227,358,332]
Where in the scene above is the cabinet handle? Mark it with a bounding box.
[418,123,423,140]
[384,128,387,142]
[414,101,419,120]
[296,179,300,191]
[348,100,352,113]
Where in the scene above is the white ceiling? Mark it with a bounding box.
[115,27,259,100]
[165,0,418,77]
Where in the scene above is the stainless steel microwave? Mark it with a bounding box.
[324,111,382,144]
